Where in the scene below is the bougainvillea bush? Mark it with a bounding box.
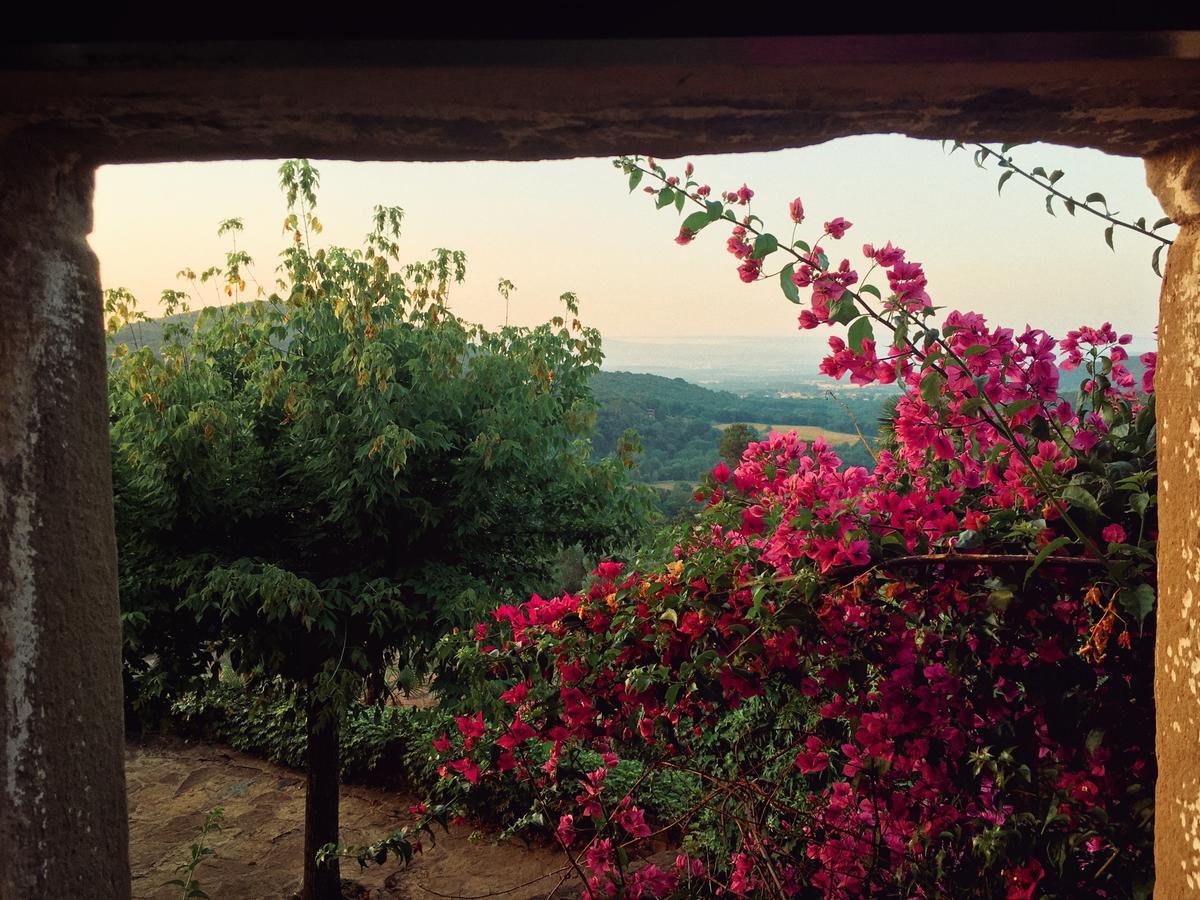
[360,158,1159,897]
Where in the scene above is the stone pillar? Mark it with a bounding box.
[1147,144,1200,896]
[0,141,130,897]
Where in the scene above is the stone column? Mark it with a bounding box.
[0,140,130,897]
[1147,144,1200,896]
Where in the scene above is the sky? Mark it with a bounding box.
[91,135,1170,360]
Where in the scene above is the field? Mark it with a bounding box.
[713,422,863,446]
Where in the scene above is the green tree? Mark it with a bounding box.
[108,160,651,900]
[718,422,758,466]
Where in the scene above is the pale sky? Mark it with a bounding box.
[91,135,1170,358]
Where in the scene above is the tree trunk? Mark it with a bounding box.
[362,669,384,706]
[302,691,341,900]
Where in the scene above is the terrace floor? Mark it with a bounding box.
[126,737,576,900]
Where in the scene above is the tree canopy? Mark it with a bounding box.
[107,159,652,898]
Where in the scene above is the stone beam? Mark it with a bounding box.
[1,33,1199,163]
[0,140,129,898]
[1147,143,1200,895]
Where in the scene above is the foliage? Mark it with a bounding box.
[166,806,224,900]
[719,424,759,467]
[108,159,653,898]
[392,156,1159,897]
[110,158,652,708]
[950,142,1177,276]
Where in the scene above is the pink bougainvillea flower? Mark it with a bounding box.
[795,735,830,773]
[789,197,805,224]
[1141,350,1157,393]
[738,258,763,283]
[455,711,486,743]
[449,757,481,784]
[824,217,852,239]
[585,838,614,876]
[617,804,652,838]
[1004,859,1044,900]
[1102,524,1127,544]
[556,813,576,847]
[499,681,528,704]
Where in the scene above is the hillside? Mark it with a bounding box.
[590,371,884,515]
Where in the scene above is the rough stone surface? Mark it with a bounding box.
[1147,143,1200,898]
[1,34,1200,163]
[0,138,129,899]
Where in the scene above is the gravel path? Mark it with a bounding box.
[126,737,576,899]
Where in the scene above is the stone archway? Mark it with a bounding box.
[2,32,1199,897]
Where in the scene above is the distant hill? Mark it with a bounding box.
[110,310,201,354]
[589,371,884,513]
[111,314,1143,517]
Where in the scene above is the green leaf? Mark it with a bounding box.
[1118,583,1155,628]
[1030,166,1048,179]
[829,296,859,325]
[1085,191,1106,207]
[847,316,875,353]
[705,200,724,220]
[1025,535,1071,586]
[655,188,675,210]
[1085,728,1104,754]
[920,371,943,405]
[962,344,991,357]
[1061,484,1102,516]
[628,169,643,192]
[1048,170,1064,184]
[751,233,779,260]
[1001,142,1019,154]
[780,263,800,303]
[682,211,711,234]
[1045,195,1055,216]
[1152,244,1165,277]
[789,507,814,530]
[665,683,682,707]
[1004,398,1038,418]
[1064,198,1076,216]
[1104,225,1115,250]
[858,284,881,300]
[1153,216,1173,230]
[674,190,686,212]
[997,170,1014,195]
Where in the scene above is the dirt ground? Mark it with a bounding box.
[126,737,579,900]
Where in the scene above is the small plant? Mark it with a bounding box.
[166,806,224,900]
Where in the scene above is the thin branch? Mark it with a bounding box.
[971,143,1173,248]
